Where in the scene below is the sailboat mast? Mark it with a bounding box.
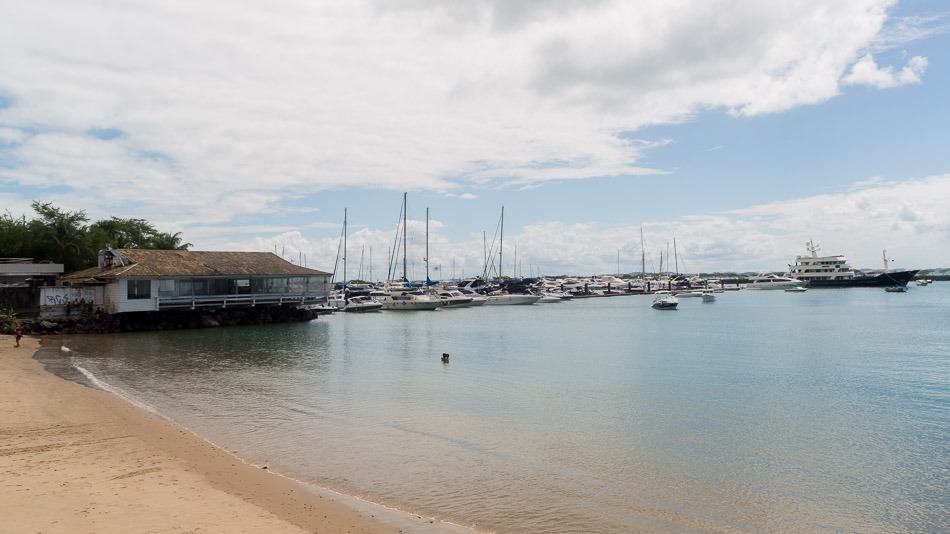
[514,242,517,279]
[425,207,430,282]
[499,206,504,278]
[483,231,488,278]
[343,208,347,287]
[402,192,408,281]
[674,237,678,274]
[369,247,373,283]
[640,226,646,277]
[358,245,364,281]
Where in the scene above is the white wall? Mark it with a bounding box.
[108,279,159,313]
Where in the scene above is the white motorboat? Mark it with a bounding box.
[784,286,808,293]
[745,274,803,290]
[437,289,474,308]
[537,292,564,303]
[652,293,678,310]
[915,279,932,286]
[456,288,488,306]
[376,291,442,310]
[342,295,383,312]
[701,292,716,302]
[485,293,542,305]
[674,290,702,298]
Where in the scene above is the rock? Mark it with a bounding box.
[199,316,221,328]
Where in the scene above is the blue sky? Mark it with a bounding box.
[2,1,950,274]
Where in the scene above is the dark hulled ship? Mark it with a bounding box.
[788,241,918,288]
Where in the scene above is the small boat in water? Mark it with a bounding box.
[437,289,474,308]
[915,279,932,286]
[674,290,702,298]
[884,286,908,293]
[784,286,808,293]
[701,292,716,302]
[342,295,383,312]
[537,292,565,303]
[652,293,678,310]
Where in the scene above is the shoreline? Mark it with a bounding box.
[1,335,469,533]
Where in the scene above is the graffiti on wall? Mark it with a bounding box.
[41,287,99,306]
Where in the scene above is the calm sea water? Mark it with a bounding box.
[50,286,949,533]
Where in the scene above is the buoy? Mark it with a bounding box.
[61,346,70,353]
[441,353,450,363]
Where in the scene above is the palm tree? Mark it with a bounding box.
[149,231,192,250]
[31,201,90,268]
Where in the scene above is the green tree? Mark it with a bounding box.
[88,217,159,249]
[149,231,191,250]
[30,201,91,271]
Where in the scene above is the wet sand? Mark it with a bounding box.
[0,335,405,534]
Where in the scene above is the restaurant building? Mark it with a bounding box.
[60,249,330,314]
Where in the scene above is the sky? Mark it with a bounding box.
[2,0,950,277]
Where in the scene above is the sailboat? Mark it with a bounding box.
[378,193,441,310]
[331,209,383,312]
[484,206,541,305]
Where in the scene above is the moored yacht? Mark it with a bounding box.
[788,241,918,287]
[651,292,678,309]
[376,290,442,310]
[437,289,474,308]
[485,292,542,305]
[342,295,383,312]
[745,274,802,290]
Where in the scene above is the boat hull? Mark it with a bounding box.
[342,303,383,312]
[380,299,441,310]
[485,294,542,305]
[804,269,918,288]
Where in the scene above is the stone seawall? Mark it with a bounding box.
[4,305,324,335]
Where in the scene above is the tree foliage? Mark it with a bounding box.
[0,202,191,272]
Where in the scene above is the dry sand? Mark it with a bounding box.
[0,335,413,534]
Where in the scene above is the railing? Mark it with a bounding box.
[156,292,327,310]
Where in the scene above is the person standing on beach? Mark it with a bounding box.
[13,326,22,347]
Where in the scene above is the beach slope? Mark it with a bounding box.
[0,336,396,534]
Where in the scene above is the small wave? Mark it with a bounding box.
[71,361,167,420]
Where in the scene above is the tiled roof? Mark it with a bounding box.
[62,249,329,283]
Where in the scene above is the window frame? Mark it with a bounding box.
[127,279,152,300]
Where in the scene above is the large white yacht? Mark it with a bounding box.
[788,241,918,287]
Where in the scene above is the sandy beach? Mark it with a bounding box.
[0,335,401,534]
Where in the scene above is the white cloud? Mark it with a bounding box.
[842,53,928,89]
[0,0,921,226]
[207,175,950,277]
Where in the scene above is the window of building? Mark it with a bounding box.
[158,279,175,297]
[127,279,151,300]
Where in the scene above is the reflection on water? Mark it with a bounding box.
[52,286,950,533]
